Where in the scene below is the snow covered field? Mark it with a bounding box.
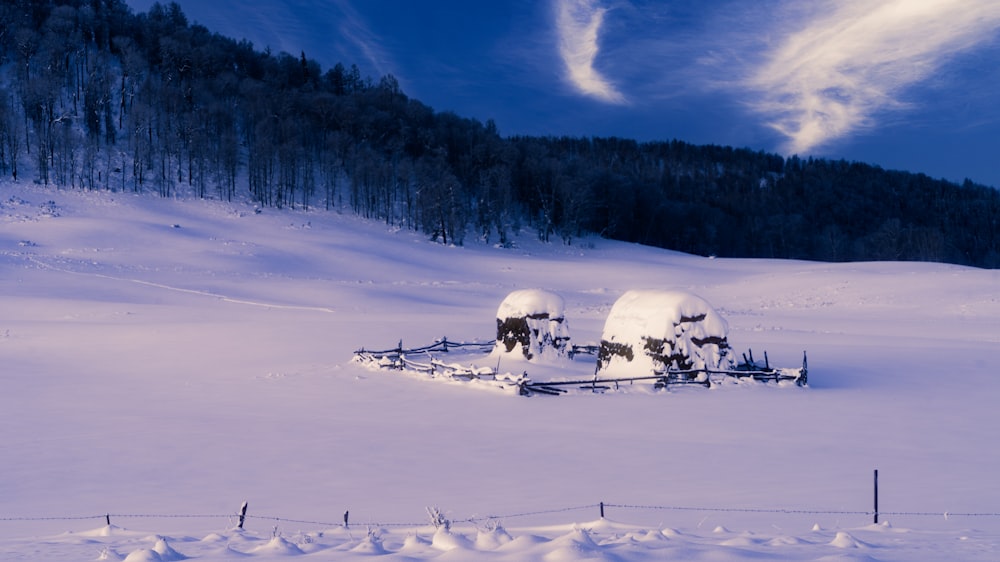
[2,182,998,561]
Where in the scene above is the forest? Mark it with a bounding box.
[1,1,998,267]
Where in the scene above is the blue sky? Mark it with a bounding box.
[128,0,1000,188]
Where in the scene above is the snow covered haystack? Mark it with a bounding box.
[596,290,734,380]
[493,289,571,361]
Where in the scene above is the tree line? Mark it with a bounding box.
[1,1,997,267]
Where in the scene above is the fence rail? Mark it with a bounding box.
[354,337,807,396]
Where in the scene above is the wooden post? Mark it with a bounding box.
[238,501,248,529]
[105,514,110,526]
[599,502,605,518]
[343,510,349,528]
[873,469,879,524]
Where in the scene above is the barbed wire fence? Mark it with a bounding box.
[3,503,1000,533]
[3,472,998,532]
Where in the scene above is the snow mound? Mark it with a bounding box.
[152,537,186,561]
[768,535,811,546]
[350,532,388,555]
[97,546,125,561]
[597,289,734,378]
[631,529,671,543]
[543,528,609,561]
[122,549,162,562]
[829,531,872,549]
[475,525,514,550]
[78,525,129,538]
[496,533,550,551]
[400,533,432,553]
[720,533,764,547]
[250,536,304,555]
[430,527,474,551]
[492,289,571,362]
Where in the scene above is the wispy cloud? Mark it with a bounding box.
[748,0,1000,154]
[330,0,394,79]
[554,0,627,104]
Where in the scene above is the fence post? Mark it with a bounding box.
[238,501,248,529]
[873,469,879,524]
[600,502,605,518]
[106,514,110,526]
[344,510,349,528]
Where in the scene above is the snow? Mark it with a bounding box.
[492,288,571,362]
[1,182,1000,561]
[495,288,567,321]
[597,289,734,378]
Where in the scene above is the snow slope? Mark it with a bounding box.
[1,182,998,561]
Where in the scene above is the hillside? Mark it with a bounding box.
[1,1,998,267]
[2,181,999,560]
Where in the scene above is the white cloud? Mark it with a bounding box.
[748,0,1000,154]
[331,0,394,79]
[554,0,627,104]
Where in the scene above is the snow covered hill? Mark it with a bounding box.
[2,182,998,561]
